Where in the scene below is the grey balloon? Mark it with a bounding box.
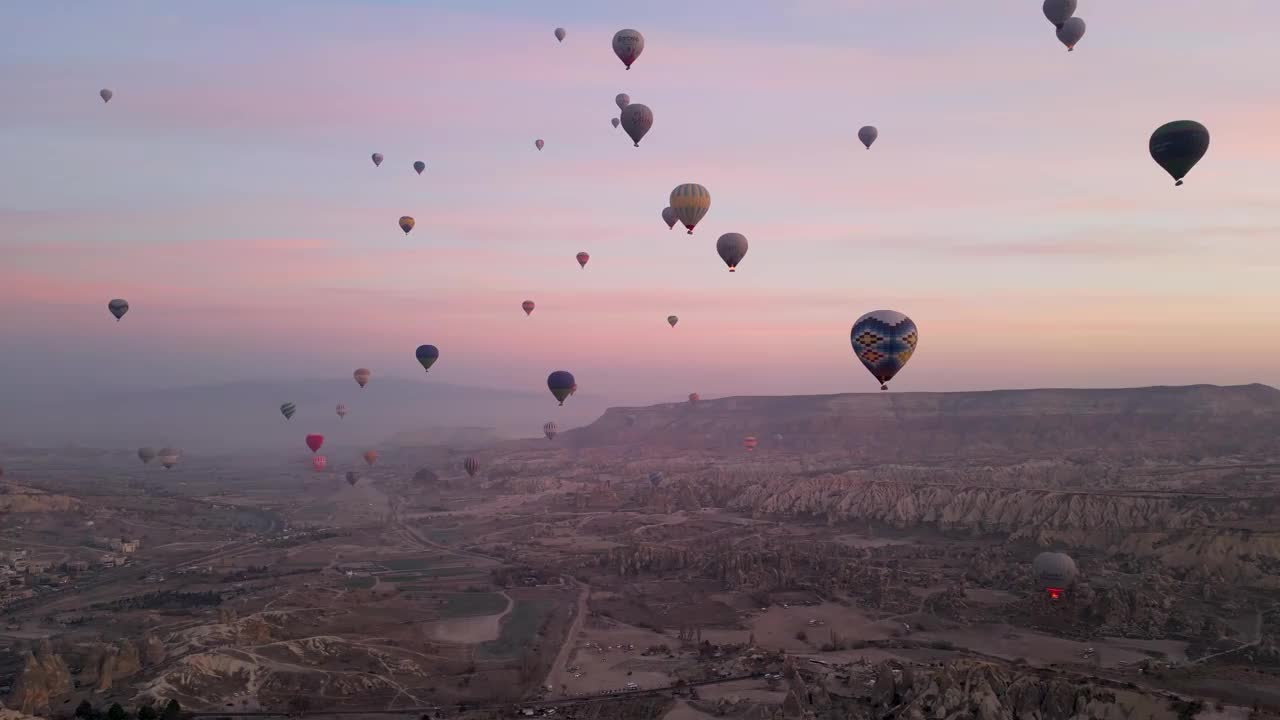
[620,103,653,147]
[661,206,677,229]
[99,89,113,103]
[612,117,620,129]
[612,29,644,70]
[1032,552,1078,588]
[554,27,566,42]
[716,233,748,272]
[615,93,631,111]
[371,153,383,167]
[1042,0,1076,27]
[1056,17,1086,50]
[108,298,129,321]
[858,125,878,150]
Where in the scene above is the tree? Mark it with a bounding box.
[107,703,128,720]
[161,700,182,720]
[74,701,96,720]
[137,706,157,720]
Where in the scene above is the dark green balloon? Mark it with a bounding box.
[1149,121,1209,186]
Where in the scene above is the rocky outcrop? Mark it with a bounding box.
[871,660,1108,720]
[142,634,167,667]
[0,484,80,513]
[91,640,141,692]
[7,640,71,716]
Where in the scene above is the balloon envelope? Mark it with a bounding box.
[612,117,620,129]
[305,434,324,453]
[363,450,378,467]
[312,455,327,471]
[850,310,919,390]
[662,206,677,229]
[716,233,748,271]
[354,368,372,388]
[413,468,439,484]
[158,448,181,469]
[858,125,878,149]
[615,93,631,110]
[547,370,576,405]
[612,29,644,69]
[688,392,700,405]
[413,161,425,174]
[280,402,296,420]
[522,300,535,316]
[743,436,758,452]
[138,447,157,464]
[415,344,440,372]
[1033,552,1078,597]
[464,457,479,477]
[620,103,653,147]
[100,89,113,103]
[667,315,679,327]
[576,252,590,268]
[543,421,559,440]
[1042,0,1076,27]
[669,184,710,234]
[554,27,566,42]
[1056,17,1085,50]
[399,216,415,234]
[535,139,544,150]
[346,470,359,485]
[108,299,129,321]
[371,153,383,167]
[1150,120,1210,186]
[336,403,347,419]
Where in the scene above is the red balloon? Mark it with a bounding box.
[688,392,700,405]
[522,300,535,316]
[306,434,324,453]
[743,436,758,452]
[312,455,328,471]
[576,252,590,269]
[363,450,378,467]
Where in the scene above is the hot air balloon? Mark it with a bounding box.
[648,471,663,488]
[554,27,566,42]
[158,448,181,469]
[543,421,559,440]
[625,414,637,427]
[576,252,590,268]
[280,402,296,420]
[138,447,157,465]
[611,117,620,129]
[1150,121,1210,186]
[612,29,644,70]
[399,216,415,234]
[547,371,576,406]
[345,470,359,486]
[858,125,878,150]
[1056,17,1085,51]
[306,434,324,453]
[354,368,371,388]
[371,153,384,167]
[336,403,348,419]
[688,392,700,405]
[413,468,439,484]
[850,310,919,391]
[615,93,631,111]
[620,103,653,147]
[716,233,748,272]
[667,315,679,328]
[413,161,425,175]
[363,450,378,467]
[464,457,479,477]
[522,300,535,316]
[313,455,328,472]
[535,139,545,151]
[669,184,710,234]
[108,299,129,321]
[662,206,677,230]
[415,345,439,372]
[1042,0,1076,28]
[100,89,113,103]
[1032,551,1079,600]
[773,433,784,442]
[743,436,758,452]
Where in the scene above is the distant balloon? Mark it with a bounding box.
[743,436,758,452]
[716,233,748,272]
[547,370,576,406]
[1042,0,1076,28]
[850,310,919,390]
[576,251,590,269]
[306,434,324,453]
[1056,16,1085,51]
[413,467,439,484]
[688,392,700,405]
[858,125,878,150]
[399,216,415,234]
[371,153,384,167]
[108,299,129,321]
[1032,551,1079,600]
[615,93,631,111]
[667,315,679,328]
[158,448,181,470]
[345,470,359,486]
[1150,121,1210,186]
[522,300,536,316]
[554,27,566,42]
[612,29,644,70]
[100,89,113,103]
[669,184,710,234]
[280,402,296,420]
[363,450,378,467]
[535,139,545,151]
[415,345,440,372]
[138,447,157,465]
[413,161,425,175]
[662,206,677,230]
[354,368,371,388]
[612,117,621,130]
[464,456,479,477]
[336,403,348,419]
[312,455,327,472]
[543,421,559,440]
[773,433,784,442]
[620,103,653,147]
[648,471,663,488]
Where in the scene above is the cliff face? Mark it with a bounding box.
[0,484,80,513]
[7,640,71,716]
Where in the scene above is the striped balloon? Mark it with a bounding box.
[669,184,710,234]
[543,421,558,440]
[743,436,758,452]
[336,403,348,419]
[280,402,296,420]
[312,455,327,471]
[464,456,479,477]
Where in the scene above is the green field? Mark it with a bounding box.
[344,576,377,589]
[379,557,443,572]
[439,592,508,618]
[478,598,557,659]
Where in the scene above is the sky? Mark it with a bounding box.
[3,0,1280,408]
